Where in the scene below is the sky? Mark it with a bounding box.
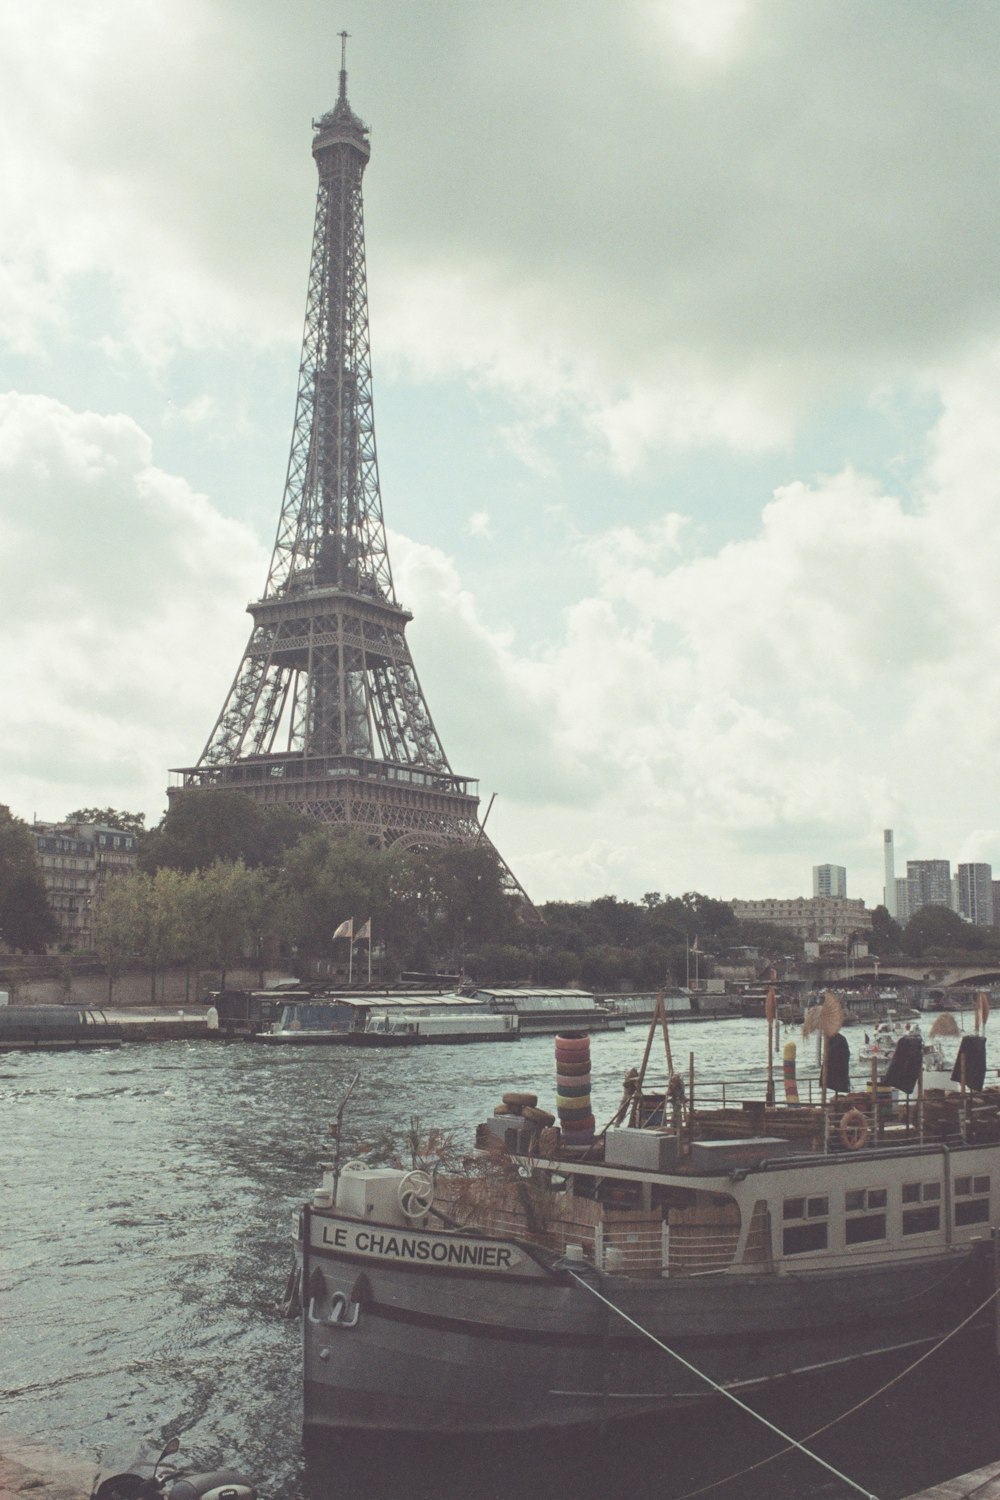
[2,0,1000,909]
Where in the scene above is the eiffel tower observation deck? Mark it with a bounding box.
[171,44,524,891]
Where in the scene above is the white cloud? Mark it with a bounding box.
[6,3,1000,463]
[0,392,266,820]
[466,510,493,541]
[390,347,1000,901]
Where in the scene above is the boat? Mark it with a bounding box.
[254,997,360,1044]
[860,1020,948,1070]
[858,1019,966,1093]
[0,1004,123,1051]
[294,1021,1000,1438]
[357,1010,519,1046]
[256,993,519,1046]
[465,987,626,1034]
[604,990,737,1023]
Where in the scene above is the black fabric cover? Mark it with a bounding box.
[951,1034,987,1091]
[883,1033,924,1094]
[826,1031,851,1093]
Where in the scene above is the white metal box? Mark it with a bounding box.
[335,1167,408,1224]
[604,1128,679,1171]
[687,1137,788,1173]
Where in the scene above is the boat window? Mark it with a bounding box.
[782,1196,828,1255]
[903,1204,941,1235]
[783,1196,827,1221]
[846,1187,887,1213]
[902,1181,941,1205]
[954,1174,991,1227]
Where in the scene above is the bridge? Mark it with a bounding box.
[819,962,1000,990]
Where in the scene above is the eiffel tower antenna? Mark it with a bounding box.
[338,29,349,99]
[170,54,530,903]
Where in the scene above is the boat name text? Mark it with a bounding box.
[318,1221,521,1269]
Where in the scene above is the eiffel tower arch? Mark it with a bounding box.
[170,44,528,899]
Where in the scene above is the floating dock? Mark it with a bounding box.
[902,1462,1000,1498]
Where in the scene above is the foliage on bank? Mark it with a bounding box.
[8,790,1000,982]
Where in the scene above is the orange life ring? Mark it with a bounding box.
[839,1108,869,1151]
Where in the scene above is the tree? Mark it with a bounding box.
[278,827,394,963]
[869,904,903,957]
[66,808,147,838]
[902,905,973,958]
[418,844,517,963]
[92,876,142,1001]
[140,790,312,874]
[0,805,57,953]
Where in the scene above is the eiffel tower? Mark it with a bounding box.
[171,42,527,898]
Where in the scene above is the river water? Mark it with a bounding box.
[2,1019,999,1500]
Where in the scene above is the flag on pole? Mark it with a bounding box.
[355,918,371,942]
[690,935,699,952]
[333,918,353,940]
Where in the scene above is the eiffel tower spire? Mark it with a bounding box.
[171,56,527,897]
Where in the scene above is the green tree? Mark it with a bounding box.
[869,904,903,957]
[902,905,972,958]
[0,806,57,953]
[278,827,392,964]
[140,790,312,874]
[419,844,517,964]
[92,875,143,1001]
[66,808,147,838]
[580,943,634,992]
[196,861,261,988]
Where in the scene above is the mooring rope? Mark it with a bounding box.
[668,1281,1000,1500]
[567,1266,881,1500]
[568,1266,1000,1500]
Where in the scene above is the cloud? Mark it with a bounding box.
[466,510,493,541]
[391,346,1000,900]
[6,2,1000,463]
[0,392,267,820]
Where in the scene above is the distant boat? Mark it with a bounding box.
[465,987,626,1034]
[357,1011,519,1046]
[0,1005,123,1051]
[255,994,518,1046]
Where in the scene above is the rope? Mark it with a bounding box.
[567,1269,1000,1500]
[567,1266,882,1500]
[668,1281,1000,1500]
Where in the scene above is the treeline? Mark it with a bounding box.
[96,797,758,989]
[4,792,781,989]
[870,903,1000,961]
[10,794,1000,989]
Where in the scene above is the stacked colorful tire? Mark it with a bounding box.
[555,1033,594,1145]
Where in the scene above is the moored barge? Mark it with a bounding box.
[295,1018,1000,1437]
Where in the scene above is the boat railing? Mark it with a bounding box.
[432,1174,756,1278]
[699,1078,821,1109]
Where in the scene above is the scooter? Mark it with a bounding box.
[90,1434,257,1500]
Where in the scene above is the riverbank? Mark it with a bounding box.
[0,1437,90,1499]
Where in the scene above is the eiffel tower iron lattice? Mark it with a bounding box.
[170,44,528,901]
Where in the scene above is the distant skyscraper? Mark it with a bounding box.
[813,864,847,899]
[957,863,994,926]
[883,829,896,917]
[894,877,910,925]
[905,859,952,918]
